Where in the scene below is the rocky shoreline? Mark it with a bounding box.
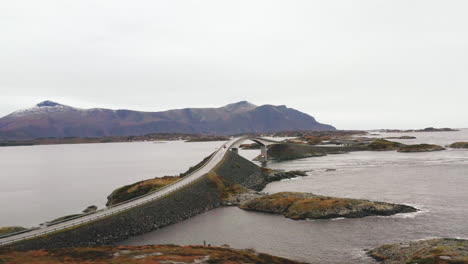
[368,238,468,264]
[238,192,417,220]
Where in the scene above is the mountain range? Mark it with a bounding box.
[0,101,335,140]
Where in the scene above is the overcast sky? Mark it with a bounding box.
[1,1,467,129]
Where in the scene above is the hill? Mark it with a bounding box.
[0,100,335,140]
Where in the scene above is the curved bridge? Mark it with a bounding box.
[0,136,282,247]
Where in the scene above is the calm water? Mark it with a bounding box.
[120,130,468,264]
[0,141,221,227]
[1,130,467,263]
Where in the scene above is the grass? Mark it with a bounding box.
[0,227,26,236]
[106,152,214,206]
[106,176,180,206]
[0,245,307,264]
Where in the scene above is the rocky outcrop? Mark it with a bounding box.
[83,206,98,214]
[366,139,406,151]
[449,142,468,149]
[240,192,417,220]
[106,176,180,206]
[0,227,26,236]
[106,154,214,206]
[398,144,446,152]
[263,143,326,161]
[368,238,468,264]
[385,136,416,139]
[0,244,307,264]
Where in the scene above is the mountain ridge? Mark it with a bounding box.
[0,101,336,140]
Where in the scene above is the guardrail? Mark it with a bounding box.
[0,137,249,247]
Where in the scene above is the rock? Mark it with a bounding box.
[106,176,180,206]
[261,168,309,182]
[368,238,468,264]
[385,136,416,139]
[83,205,98,214]
[239,192,417,220]
[263,143,326,161]
[366,139,406,151]
[239,143,261,149]
[398,144,446,152]
[449,142,468,149]
[419,127,458,132]
[220,184,266,206]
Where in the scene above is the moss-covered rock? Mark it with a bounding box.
[0,226,27,236]
[240,192,417,220]
[0,244,307,264]
[366,139,406,151]
[449,142,468,149]
[368,238,468,264]
[264,144,326,161]
[398,144,446,152]
[106,176,180,206]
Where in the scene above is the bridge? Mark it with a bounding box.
[0,136,282,248]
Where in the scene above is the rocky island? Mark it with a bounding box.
[449,142,468,149]
[0,245,306,264]
[0,226,26,236]
[398,144,446,153]
[385,136,417,139]
[368,238,468,264]
[239,192,417,220]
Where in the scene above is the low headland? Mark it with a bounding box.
[398,144,446,153]
[368,238,468,264]
[379,127,459,133]
[449,142,468,149]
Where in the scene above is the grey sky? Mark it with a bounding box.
[1,0,467,129]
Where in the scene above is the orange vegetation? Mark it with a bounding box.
[0,245,307,264]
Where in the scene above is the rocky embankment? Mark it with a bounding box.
[239,192,417,220]
[0,245,306,264]
[449,142,468,149]
[398,144,446,153]
[368,238,468,264]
